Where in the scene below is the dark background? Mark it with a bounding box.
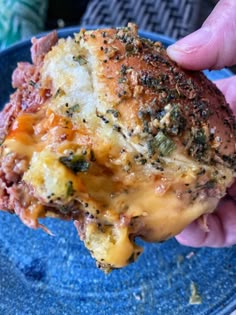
[46,0,89,30]
[46,0,236,72]
[46,0,218,32]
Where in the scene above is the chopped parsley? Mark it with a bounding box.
[54,88,65,98]
[58,205,70,214]
[65,104,80,117]
[106,109,120,118]
[148,131,176,156]
[188,128,209,160]
[29,80,37,87]
[169,104,186,135]
[73,55,87,65]
[59,155,90,173]
[66,181,75,197]
[193,129,207,145]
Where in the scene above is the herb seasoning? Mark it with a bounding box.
[73,55,87,65]
[149,131,176,156]
[66,181,75,197]
[59,155,90,173]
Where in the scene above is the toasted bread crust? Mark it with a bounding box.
[79,24,235,168]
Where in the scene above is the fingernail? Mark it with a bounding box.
[167,28,212,58]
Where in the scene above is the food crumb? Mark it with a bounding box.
[133,292,142,301]
[186,251,195,259]
[189,282,202,305]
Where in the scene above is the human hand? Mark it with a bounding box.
[167,0,236,247]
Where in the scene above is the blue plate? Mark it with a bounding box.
[0,27,235,315]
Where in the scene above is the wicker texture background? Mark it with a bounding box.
[81,0,201,39]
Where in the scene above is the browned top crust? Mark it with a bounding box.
[80,23,236,170]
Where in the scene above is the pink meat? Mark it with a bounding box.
[1,152,28,184]
[31,31,58,65]
[0,91,22,143]
[0,31,58,142]
[12,62,36,88]
[0,31,58,219]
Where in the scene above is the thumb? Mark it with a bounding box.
[176,198,236,247]
[215,76,236,114]
[167,0,236,70]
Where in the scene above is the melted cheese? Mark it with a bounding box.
[2,34,234,270]
[23,149,85,201]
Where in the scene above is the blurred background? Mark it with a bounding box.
[0,0,219,50]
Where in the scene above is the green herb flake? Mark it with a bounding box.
[29,80,37,87]
[59,155,90,173]
[206,180,215,189]
[200,179,216,190]
[65,104,80,117]
[73,55,87,65]
[169,104,186,135]
[66,181,75,197]
[118,77,126,84]
[120,64,128,75]
[106,109,120,118]
[151,131,176,156]
[188,128,209,160]
[125,43,134,52]
[141,74,162,90]
[58,205,70,214]
[194,129,207,145]
[54,88,65,98]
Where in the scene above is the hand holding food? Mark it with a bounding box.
[167,0,236,248]
[0,24,235,271]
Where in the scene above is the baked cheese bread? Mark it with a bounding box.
[0,24,235,272]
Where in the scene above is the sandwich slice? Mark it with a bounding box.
[0,24,235,272]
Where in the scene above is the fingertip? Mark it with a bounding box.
[166,45,183,62]
[215,76,236,115]
[167,44,212,71]
[228,181,236,198]
[167,28,213,70]
[175,221,206,247]
[166,45,193,69]
[168,0,236,70]
[166,45,188,68]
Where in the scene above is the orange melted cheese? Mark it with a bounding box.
[2,33,234,270]
[3,107,221,268]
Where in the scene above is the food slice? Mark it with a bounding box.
[0,24,235,272]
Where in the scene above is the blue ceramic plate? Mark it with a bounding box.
[0,27,235,315]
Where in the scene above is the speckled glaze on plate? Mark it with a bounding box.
[0,27,235,315]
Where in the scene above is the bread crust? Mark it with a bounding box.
[79,24,235,169]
